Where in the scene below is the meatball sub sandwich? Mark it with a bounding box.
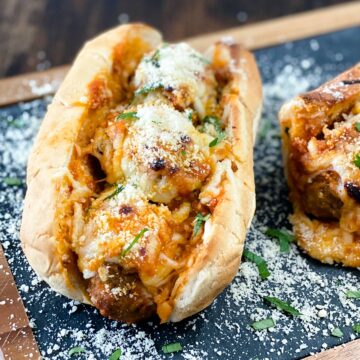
[279,64,360,267]
[21,24,262,322]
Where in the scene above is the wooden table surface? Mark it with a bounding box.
[1,0,357,78]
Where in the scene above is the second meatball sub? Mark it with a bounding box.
[279,64,360,267]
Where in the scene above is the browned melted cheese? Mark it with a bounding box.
[63,41,237,321]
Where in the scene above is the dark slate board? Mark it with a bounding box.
[0,27,360,360]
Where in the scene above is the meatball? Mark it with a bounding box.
[345,181,360,203]
[121,104,212,203]
[88,263,156,323]
[302,170,343,220]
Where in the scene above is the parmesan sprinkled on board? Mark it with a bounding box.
[1,35,360,360]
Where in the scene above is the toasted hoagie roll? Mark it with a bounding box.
[21,24,262,322]
[279,64,360,267]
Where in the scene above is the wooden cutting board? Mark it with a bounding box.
[0,2,359,359]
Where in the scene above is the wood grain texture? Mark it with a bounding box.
[187,1,360,52]
[0,245,41,359]
[0,0,356,77]
[1,2,360,107]
[305,340,360,360]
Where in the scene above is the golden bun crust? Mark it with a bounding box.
[21,24,262,321]
[170,44,261,321]
[279,63,360,267]
[21,23,162,303]
[170,97,259,321]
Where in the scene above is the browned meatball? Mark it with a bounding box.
[87,263,156,323]
[345,181,360,203]
[302,170,343,220]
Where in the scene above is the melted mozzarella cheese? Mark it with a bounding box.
[133,43,216,117]
[75,183,180,286]
[121,103,212,203]
[71,41,227,302]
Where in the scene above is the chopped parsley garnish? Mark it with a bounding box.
[8,119,24,128]
[209,137,220,147]
[203,115,226,147]
[135,83,163,96]
[243,249,270,280]
[251,318,275,331]
[120,228,148,257]
[109,348,122,360]
[193,213,210,236]
[355,122,360,132]
[187,109,194,121]
[151,49,161,63]
[4,177,22,186]
[181,150,187,156]
[331,328,343,338]
[345,290,360,299]
[68,346,86,356]
[353,324,360,333]
[353,154,360,169]
[190,53,210,64]
[104,184,125,201]
[265,228,295,253]
[162,342,182,354]
[116,112,139,121]
[203,115,223,133]
[264,296,302,316]
[259,119,271,139]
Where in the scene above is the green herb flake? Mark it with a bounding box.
[264,296,302,316]
[193,213,210,236]
[151,49,161,63]
[8,119,24,128]
[68,346,86,356]
[187,109,194,121]
[4,177,22,186]
[353,324,360,333]
[191,53,210,64]
[259,120,271,139]
[135,83,163,96]
[243,250,270,280]
[353,154,360,169]
[209,137,219,147]
[104,184,125,201]
[331,328,343,338]
[181,150,187,156]
[203,115,223,133]
[251,318,275,331]
[345,290,360,299]
[203,115,226,147]
[109,348,122,360]
[120,228,149,258]
[116,112,138,121]
[265,228,295,253]
[162,342,182,354]
[355,122,360,132]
